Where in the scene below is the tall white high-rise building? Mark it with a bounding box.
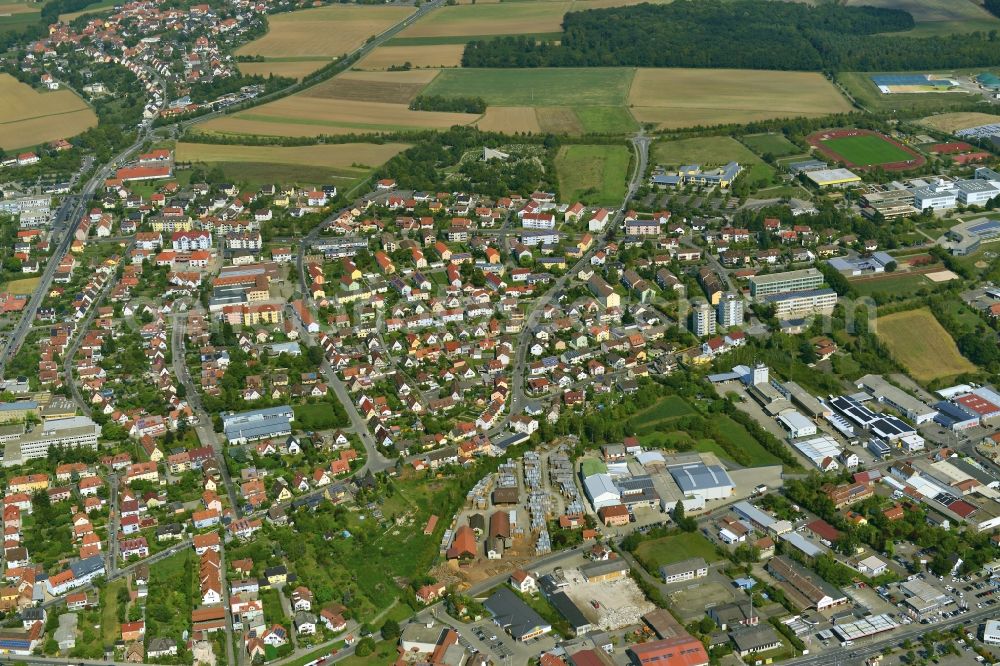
[717,292,744,328]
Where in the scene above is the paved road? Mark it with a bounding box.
[283,304,395,473]
[61,249,130,415]
[171,308,243,517]
[0,134,150,378]
[181,0,446,134]
[40,538,191,610]
[494,130,650,433]
[784,607,996,666]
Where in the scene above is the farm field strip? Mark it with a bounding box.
[234,4,414,77]
[876,308,977,382]
[356,44,465,70]
[175,142,410,170]
[920,111,1000,132]
[0,73,96,150]
[628,68,852,129]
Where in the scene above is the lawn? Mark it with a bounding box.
[821,134,916,166]
[293,401,349,430]
[634,532,721,573]
[3,276,40,295]
[101,579,127,646]
[145,549,195,643]
[715,415,783,467]
[850,272,930,297]
[652,135,764,168]
[422,67,635,107]
[634,395,697,422]
[742,133,800,157]
[555,144,631,205]
[876,307,978,382]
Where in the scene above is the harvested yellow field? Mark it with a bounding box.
[876,308,977,382]
[0,1,38,14]
[475,107,542,133]
[235,5,414,76]
[301,69,439,104]
[0,74,96,150]
[195,118,366,138]
[628,68,852,129]
[400,1,571,37]
[237,60,330,80]
[198,96,478,137]
[536,107,584,134]
[920,112,1000,132]
[175,142,410,169]
[357,45,465,70]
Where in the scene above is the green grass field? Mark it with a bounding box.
[575,106,638,134]
[634,532,721,573]
[198,161,362,189]
[555,144,631,205]
[101,579,127,645]
[422,67,635,106]
[850,272,930,297]
[632,395,697,435]
[653,135,774,184]
[715,415,783,467]
[821,134,916,166]
[742,133,800,157]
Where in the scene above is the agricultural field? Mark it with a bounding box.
[174,142,409,187]
[476,106,542,133]
[741,133,800,158]
[845,0,1000,36]
[555,144,631,205]
[235,4,415,78]
[356,44,466,70]
[59,0,116,21]
[396,1,572,40]
[876,308,978,381]
[628,68,852,129]
[652,135,773,182]
[423,67,633,107]
[197,94,479,137]
[0,0,38,32]
[421,67,638,134]
[920,111,1000,132]
[304,69,440,104]
[394,0,671,43]
[634,532,721,573]
[0,74,96,150]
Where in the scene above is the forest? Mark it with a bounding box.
[462,0,1000,72]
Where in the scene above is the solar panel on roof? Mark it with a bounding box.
[968,220,1000,236]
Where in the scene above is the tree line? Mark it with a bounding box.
[462,0,1000,72]
[408,94,487,114]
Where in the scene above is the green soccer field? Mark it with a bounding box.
[821,134,915,166]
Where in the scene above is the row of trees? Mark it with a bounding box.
[462,0,1000,72]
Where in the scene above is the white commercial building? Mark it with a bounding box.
[583,473,621,510]
[984,619,1000,646]
[791,435,845,471]
[913,181,957,211]
[777,410,817,439]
